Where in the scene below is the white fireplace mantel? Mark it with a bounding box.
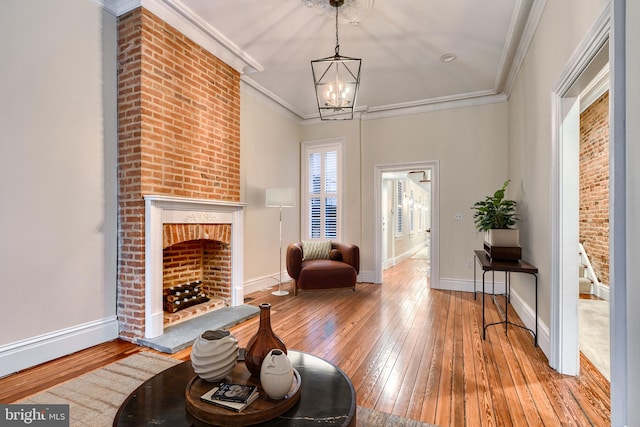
[144,195,247,339]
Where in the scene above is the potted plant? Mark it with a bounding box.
[472,180,520,259]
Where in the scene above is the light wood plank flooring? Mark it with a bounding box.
[0,256,610,426]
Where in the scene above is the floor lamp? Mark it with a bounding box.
[266,187,296,296]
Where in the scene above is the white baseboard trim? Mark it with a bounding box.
[595,282,610,301]
[357,270,376,284]
[244,270,377,294]
[435,277,507,294]
[0,316,119,378]
[509,287,551,359]
[384,242,429,270]
[434,277,550,360]
[243,273,293,295]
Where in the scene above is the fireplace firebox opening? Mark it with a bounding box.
[162,237,231,327]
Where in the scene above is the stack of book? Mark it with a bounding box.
[200,383,259,412]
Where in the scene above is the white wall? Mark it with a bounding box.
[615,0,640,423]
[240,84,302,292]
[625,3,640,421]
[626,1,640,421]
[507,0,609,337]
[0,0,118,376]
[299,104,508,282]
[360,104,509,283]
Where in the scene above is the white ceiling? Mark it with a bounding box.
[111,0,539,120]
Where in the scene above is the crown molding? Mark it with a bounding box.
[361,92,508,121]
[494,0,534,93]
[503,0,548,97]
[108,0,262,74]
[240,80,305,125]
[297,91,508,123]
[241,77,306,122]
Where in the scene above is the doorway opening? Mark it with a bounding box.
[550,11,610,377]
[374,161,439,287]
[578,80,611,381]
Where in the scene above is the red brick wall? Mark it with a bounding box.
[203,241,232,301]
[163,241,203,288]
[163,240,231,301]
[117,8,241,340]
[579,91,609,286]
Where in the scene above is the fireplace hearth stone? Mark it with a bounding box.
[138,305,260,354]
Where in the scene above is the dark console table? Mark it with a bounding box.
[113,350,356,427]
[474,250,538,346]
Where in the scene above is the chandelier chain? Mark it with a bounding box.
[334,5,340,56]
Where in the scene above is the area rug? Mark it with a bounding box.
[16,352,438,427]
[579,298,610,380]
[138,304,260,353]
[16,352,182,427]
[357,406,438,426]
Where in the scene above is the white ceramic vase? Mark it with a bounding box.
[190,330,239,382]
[260,349,293,400]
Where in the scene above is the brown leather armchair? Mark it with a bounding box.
[286,241,360,295]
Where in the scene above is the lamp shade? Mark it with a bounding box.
[266,187,296,207]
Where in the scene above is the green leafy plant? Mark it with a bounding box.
[471,180,518,232]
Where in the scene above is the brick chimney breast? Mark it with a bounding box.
[117,7,241,342]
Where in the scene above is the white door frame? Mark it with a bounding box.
[609,1,628,422]
[550,8,610,375]
[374,161,440,286]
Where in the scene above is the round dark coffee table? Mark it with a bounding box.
[113,350,356,426]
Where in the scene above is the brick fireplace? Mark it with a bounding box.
[117,8,242,341]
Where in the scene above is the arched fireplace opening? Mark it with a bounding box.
[162,234,231,327]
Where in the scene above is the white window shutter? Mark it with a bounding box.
[302,140,342,241]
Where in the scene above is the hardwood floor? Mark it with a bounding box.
[0,256,610,426]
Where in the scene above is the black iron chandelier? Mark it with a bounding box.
[310,0,362,120]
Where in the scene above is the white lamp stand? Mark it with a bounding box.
[266,187,296,296]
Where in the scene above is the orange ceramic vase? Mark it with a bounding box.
[244,303,287,377]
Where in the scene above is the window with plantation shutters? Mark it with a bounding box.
[410,188,415,233]
[302,139,342,241]
[396,180,404,237]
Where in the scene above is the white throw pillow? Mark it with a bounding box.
[302,240,331,261]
